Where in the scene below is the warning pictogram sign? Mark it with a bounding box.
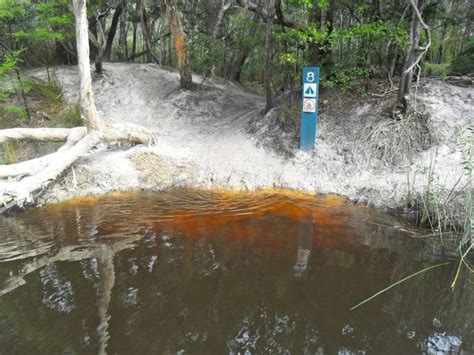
[303,98,316,113]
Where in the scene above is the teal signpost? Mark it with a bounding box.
[300,67,319,150]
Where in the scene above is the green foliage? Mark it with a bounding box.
[2,141,17,164]
[324,58,368,90]
[0,0,26,20]
[455,125,473,177]
[279,102,299,126]
[451,37,474,75]
[424,62,450,79]
[0,50,21,76]
[2,104,26,117]
[0,49,29,119]
[56,105,82,128]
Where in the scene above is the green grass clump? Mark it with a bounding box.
[2,142,17,164]
[54,104,82,128]
[424,62,450,79]
[279,102,299,126]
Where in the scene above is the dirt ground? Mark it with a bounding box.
[27,63,472,219]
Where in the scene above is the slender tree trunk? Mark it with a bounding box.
[94,18,106,75]
[13,67,31,123]
[118,0,128,61]
[398,10,419,110]
[72,0,102,131]
[201,0,231,82]
[226,9,260,82]
[437,20,448,64]
[159,17,168,66]
[168,33,172,66]
[264,0,274,112]
[308,1,322,65]
[55,41,70,64]
[131,21,138,60]
[104,4,122,60]
[227,52,248,82]
[397,0,431,113]
[459,18,470,54]
[137,0,159,63]
[165,0,193,89]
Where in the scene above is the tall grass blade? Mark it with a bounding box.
[350,261,451,311]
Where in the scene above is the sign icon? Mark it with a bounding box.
[303,98,316,113]
[303,83,317,98]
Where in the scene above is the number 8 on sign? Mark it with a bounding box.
[306,72,315,82]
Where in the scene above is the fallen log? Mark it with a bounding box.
[0,127,88,179]
[0,123,154,213]
[0,127,87,143]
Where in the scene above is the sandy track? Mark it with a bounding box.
[29,63,472,213]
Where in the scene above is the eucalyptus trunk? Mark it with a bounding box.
[72,0,102,131]
[165,0,193,89]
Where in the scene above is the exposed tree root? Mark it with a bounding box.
[0,127,88,179]
[361,109,432,167]
[0,123,153,214]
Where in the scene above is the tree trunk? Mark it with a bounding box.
[132,21,138,60]
[137,0,159,63]
[264,0,274,112]
[73,0,103,131]
[226,9,260,82]
[55,41,71,64]
[308,1,322,65]
[202,0,231,82]
[227,52,248,82]
[165,0,193,89]
[104,4,123,60]
[309,0,333,67]
[118,0,128,61]
[159,16,168,66]
[437,20,448,64]
[397,0,431,113]
[94,17,107,75]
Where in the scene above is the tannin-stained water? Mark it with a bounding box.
[0,189,471,354]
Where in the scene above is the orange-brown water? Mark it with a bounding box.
[0,189,471,353]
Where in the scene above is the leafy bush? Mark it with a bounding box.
[450,38,474,75]
[279,102,299,126]
[424,62,450,79]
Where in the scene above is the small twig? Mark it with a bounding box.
[370,88,397,98]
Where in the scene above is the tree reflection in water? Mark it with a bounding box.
[0,189,471,354]
[293,215,313,277]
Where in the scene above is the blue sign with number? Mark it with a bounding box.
[300,67,319,150]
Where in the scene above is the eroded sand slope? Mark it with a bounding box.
[30,63,472,211]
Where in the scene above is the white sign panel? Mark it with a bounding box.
[303,98,316,113]
[303,83,317,98]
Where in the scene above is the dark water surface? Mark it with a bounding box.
[0,189,472,354]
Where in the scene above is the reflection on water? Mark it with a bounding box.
[0,189,471,354]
